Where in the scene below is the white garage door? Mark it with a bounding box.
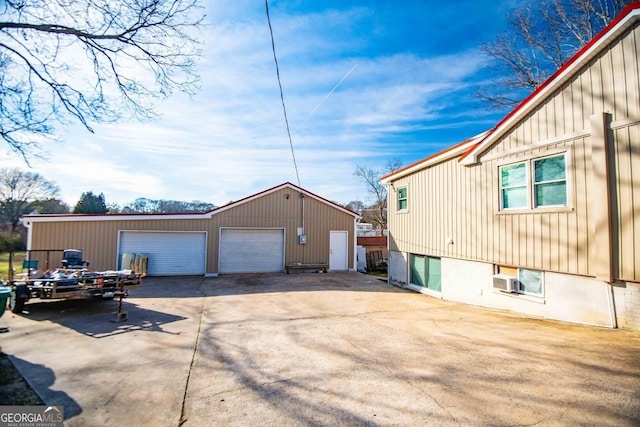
[119,231,206,276]
[219,228,284,273]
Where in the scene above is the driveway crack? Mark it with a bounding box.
[178,279,207,426]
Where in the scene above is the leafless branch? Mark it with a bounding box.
[477,0,632,109]
[0,0,204,158]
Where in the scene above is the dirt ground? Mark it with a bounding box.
[0,350,43,405]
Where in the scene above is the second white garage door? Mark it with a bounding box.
[219,228,284,273]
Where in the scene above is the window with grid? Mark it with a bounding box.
[499,153,567,211]
[397,187,407,211]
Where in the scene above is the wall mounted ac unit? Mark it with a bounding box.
[493,274,519,293]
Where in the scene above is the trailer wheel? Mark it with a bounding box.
[10,285,28,313]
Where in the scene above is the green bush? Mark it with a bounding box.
[0,234,26,252]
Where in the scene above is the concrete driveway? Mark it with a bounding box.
[1,272,639,426]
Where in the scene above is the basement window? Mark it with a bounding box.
[496,265,544,297]
[518,268,543,296]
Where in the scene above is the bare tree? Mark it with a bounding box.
[0,168,59,234]
[479,0,632,109]
[0,0,204,159]
[344,200,365,215]
[354,159,402,233]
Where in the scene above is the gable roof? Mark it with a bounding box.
[382,2,640,182]
[460,2,640,165]
[380,131,490,183]
[22,182,358,223]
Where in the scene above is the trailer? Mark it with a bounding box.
[7,269,142,314]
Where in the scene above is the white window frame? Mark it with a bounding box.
[498,152,569,212]
[532,154,568,208]
[397,186,408,212]
[499,161,529,210]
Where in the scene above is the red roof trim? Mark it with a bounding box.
[381,2,640,175]
[458,1,640,163]
[22,211,207,219]
[381,132,489,181]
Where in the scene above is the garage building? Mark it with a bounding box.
[22,183,358,276]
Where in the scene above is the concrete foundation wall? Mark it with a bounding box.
[390,251,626,328]
[615,282,640,330]
[443,257,616,327]
[388,251,408,286]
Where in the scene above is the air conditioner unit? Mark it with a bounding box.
[493,274,519,293]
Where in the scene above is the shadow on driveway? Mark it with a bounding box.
[12,298,186,339]
[9,355,82,420]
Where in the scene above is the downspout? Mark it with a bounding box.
[590,112,617,328]
[608,282,618,329]
[385,181,394,284]
[301,192,305,233]
[300,193,306,262]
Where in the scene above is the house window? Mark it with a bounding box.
[397,187,408,211]
[499,153,567,211]
[500,163,528,209]
[496,265,544,296]
[534,155,567,207]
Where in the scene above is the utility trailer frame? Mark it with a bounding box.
[8,270,142,314]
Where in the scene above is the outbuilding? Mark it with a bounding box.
[381,4,640,330]
[22,182,358,276]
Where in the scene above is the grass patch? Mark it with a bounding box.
[0,252,26,282]
[365,271,388,279]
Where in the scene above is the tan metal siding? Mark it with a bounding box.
[29,219,212,271]
[27,188,355,274]
[213,188,354,268]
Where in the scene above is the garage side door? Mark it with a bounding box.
[219,228,284,273]
[119,231,206,276]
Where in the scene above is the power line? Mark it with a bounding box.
[265,0,300,187]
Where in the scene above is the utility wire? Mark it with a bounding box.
[265,0,301,186]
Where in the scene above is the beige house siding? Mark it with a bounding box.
[483,25,639,159]
[385,9,640,328]
[25,184,356,274]
[388,137,591,277]
[389,21,639,283]
[614,123,640,282]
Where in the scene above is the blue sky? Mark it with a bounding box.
[1,0,517,208]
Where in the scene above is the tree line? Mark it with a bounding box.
[0,168,215,249]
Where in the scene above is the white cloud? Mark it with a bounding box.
[2,2,501,209]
